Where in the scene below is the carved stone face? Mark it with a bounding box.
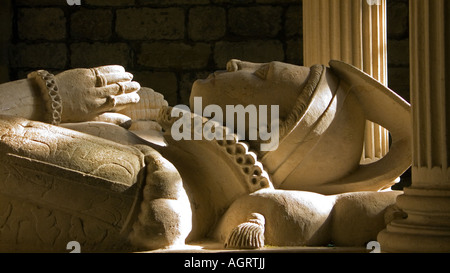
[190,59,311,120]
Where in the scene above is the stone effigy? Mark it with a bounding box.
[163,59,412,249]
[0,60,411,252]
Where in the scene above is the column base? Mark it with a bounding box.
[378,188,450,252]
[378,225,450,253]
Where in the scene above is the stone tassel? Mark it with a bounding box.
[225,213,265,249]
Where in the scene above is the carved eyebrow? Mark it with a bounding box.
[253,64,270,79]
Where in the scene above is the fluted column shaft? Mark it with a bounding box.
[377,0,450,252]
[303,0,390,164]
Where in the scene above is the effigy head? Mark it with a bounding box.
[191,59,311,122]
[190,60,340,148]
[189,59,412,194]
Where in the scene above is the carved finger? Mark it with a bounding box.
[113,92,140,107]
[92,112,133,128]
[115,81,141,94]
[91,67,132,87]
[103,72,134,84]
[94,65,126,75]
[91,67,107,87]
[97,92,140,113]
[97,81,141,97]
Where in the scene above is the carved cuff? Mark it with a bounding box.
[28,70,63,125]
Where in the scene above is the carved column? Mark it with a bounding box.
[0,0,12,83]
[303,0,390,164]
[377,0,450,252]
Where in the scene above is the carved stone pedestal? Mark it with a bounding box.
[379,188,450,252]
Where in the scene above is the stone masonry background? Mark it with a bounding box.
[1,0,409,107]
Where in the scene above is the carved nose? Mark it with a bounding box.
[226,59,241,72]
[227,59,266,72]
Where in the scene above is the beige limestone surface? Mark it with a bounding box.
[0,60,411,252]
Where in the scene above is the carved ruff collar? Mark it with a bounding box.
[279,64,325,140]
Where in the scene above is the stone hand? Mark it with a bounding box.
[54,65,140,123]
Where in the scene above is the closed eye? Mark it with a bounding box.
[253,64,270,79]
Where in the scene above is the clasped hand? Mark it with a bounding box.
[54,65,140,125]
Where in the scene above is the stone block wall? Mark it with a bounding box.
[387,0,410,102]
[4,0,409,105]
[7,0,303,106]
